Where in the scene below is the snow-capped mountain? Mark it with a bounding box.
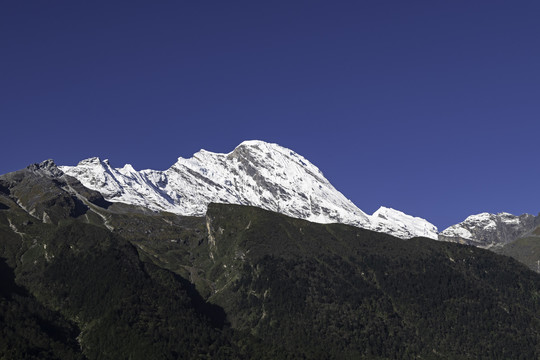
[60,140,438,239]
[439,212,539,248]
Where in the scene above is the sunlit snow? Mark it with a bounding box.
[60,140,438,239]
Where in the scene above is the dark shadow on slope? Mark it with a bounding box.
[89,197,112,209]
[0,257,28,299]
[0,258,84,358]
[175,274,228,329]
[0,183,10,196]
[0,203,9,210]
[70,196,90,218]
[63,175,113,209]
[35,316,82,347]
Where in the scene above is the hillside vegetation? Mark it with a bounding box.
[0,164,539,359]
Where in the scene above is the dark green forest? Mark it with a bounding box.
[0,164,539,359]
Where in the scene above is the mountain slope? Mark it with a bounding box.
[0,163,276,360]
[497,225,540,272]
[1,162,539,359]
[59,140,438,239]
[0,257,85,360]
[139,203,540,359]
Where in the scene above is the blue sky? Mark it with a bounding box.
[2,1,540,230]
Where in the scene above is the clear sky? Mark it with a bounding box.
[2,1,540,230]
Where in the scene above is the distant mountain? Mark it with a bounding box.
[1,163,539,359]
[59,140,438,240]
[439,212,540,249]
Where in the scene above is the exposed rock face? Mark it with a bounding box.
[59,140,438,239]
[439,212,540,249]
[0,160,110,224]
[26,159,64,177]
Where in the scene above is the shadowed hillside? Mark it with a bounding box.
[0,164,539,359]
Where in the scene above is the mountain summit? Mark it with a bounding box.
[60,140,438,239]
[439,212,539,249]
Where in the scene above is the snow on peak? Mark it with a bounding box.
[78,157,103,166]
[371,206,438,240]
[235,139,285,151]
[440,211,538,248]
[440,213,500,241]
[120,163,136,172]
[59,140,438,239]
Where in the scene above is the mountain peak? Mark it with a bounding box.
[236,139,279,149]
[27,159,63,177]
[373,206,400,218]
[371,206,438,239]
[60,141,438,239]
[77,157,102,165]
[439,211,539,248]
